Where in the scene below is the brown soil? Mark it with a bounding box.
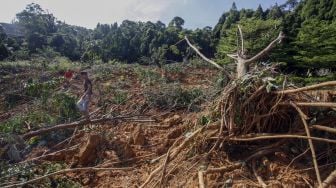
[1,64,330,187]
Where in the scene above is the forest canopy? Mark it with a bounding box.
[0,0,335,74]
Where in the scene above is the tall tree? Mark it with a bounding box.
[254,4,264,19]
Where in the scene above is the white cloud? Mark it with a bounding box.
[0,0,286,29]
[128,0,174,21]
[0,0,181,28]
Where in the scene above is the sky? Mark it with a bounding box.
[0,0,287,29]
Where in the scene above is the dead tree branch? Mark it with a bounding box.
[291,102,322,186]
[237,25,245,55]
[221,134,336,144]
[198,171,206,188]
[22,116,155,140]
[226,25,284,78]
[276,81,336,94]
[244,31,284,65]
[184,36,223,70]
[321,169,336,188]
[312,125,336,134]
[184,36,232,79]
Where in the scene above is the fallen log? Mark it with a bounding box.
[22,116,155,140]
[276,81,336,94]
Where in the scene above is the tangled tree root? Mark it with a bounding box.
[140,75,336,187]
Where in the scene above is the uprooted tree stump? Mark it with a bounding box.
[138,26,336,187]
[140,76,336,187]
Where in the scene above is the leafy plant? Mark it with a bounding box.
[145,84,204,111]
[135,67,164,86]
[24,79,61,104]
[0,111,56,134]
[50,93,80,122]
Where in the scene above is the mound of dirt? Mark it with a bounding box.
[110,139,135,160]
[77,134,103,166]
[132,125,146,146]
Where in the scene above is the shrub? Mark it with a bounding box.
[135,67,165,86]
[189,58,211,69]
[48,56,77,72]
[0,111,56,134]
[144,84,204,111]
[24,79,60,104]
[163,64,184,75]
[50,93,80,122]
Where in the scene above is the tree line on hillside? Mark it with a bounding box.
[0,0,335,74]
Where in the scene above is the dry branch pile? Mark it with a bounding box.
[140,74,336,187]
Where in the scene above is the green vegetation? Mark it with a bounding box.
[0,162,81,187]
[0,95,79,134]
[0,0,335,76]
[112,90,128,105]
[145,84,204,112]
[135,67,165,86]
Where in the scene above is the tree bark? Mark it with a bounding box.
[237,58,249,78]
[228,25,284,78]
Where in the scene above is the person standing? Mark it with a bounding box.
[77,71,92,121]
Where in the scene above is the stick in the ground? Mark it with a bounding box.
[159,137,183,187]
[321,169,336,188]
[291,102,322,187]
[198,170,206,188]
[140,126,205,188]
[252,159,267,188]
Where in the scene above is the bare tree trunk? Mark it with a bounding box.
[186,26,284,79]
[228,26,285,78]
[237,58,248,78]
